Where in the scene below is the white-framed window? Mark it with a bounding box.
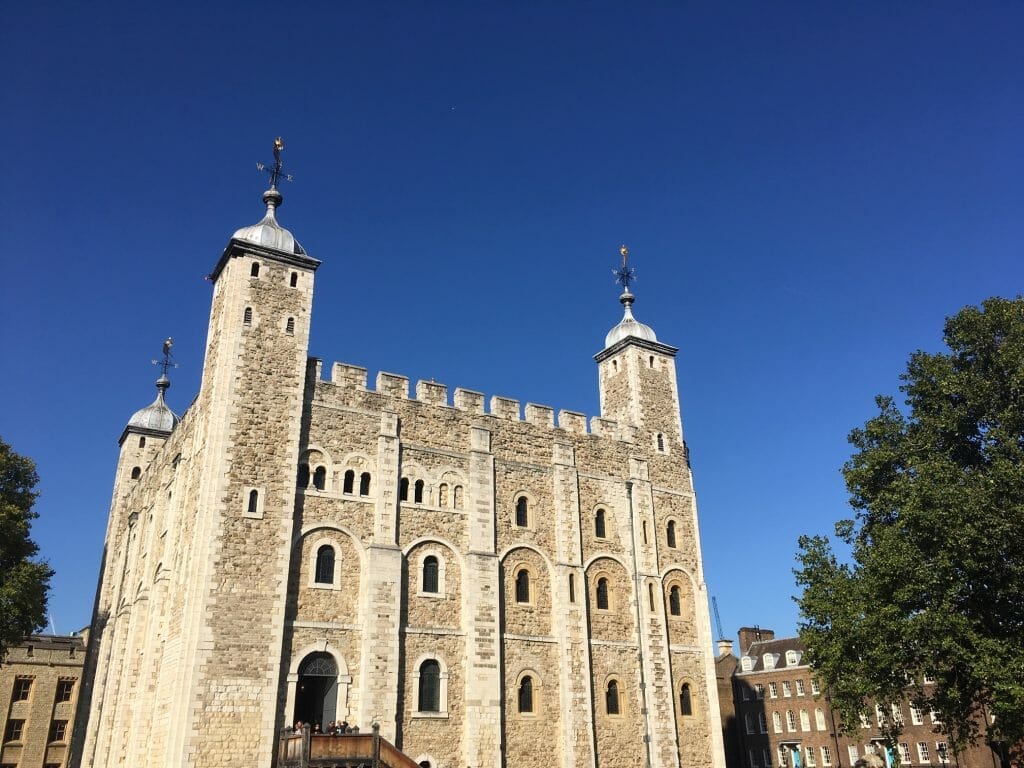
[848,746,859,764]
[773,712,782,733]
[758,712,768,733]
[769,682,778,698]
[811,679,821,695]
[805,746,816,767]
[860,713,870,729]
[930,709,942,724]
[755,683,765,699]
[899,743,912,765]
[821,746,832,766]
[786,650,801,666]
[412,656,449,717]
[786,710,796,732]
[799,709,810,731]
[795,680,805,696]
[763,653,776,670]
[910,702,923,725]
[936,742,949,764]
[778,745,789,767]
[891,703,903,725]
[815,708,826,731]
[917,742,930,763]
[875,704,886,726]
[741,657,754,672]
[923,673,935,684]
[782,681,792,697]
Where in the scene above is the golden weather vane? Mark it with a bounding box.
[257,137,293,189]
[614,244,636,290]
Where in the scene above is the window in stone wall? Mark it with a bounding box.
[811,679,820,695]
[247,489,259,515]
[782,681,791,697]
[138,435,146,448]
[595,508,606,538]
[769,681,778,698]
[936,742,950,764]
[648,583,655,611]
[343,470,354,494]
[596,577,610,610]
[764,748,773,768]
[313,466,326,491]
[605,680,620,715]
[568,573,575,603]
[48,720,68,743]
[131,466,141,480]
[515,496,529,527]
[314,546,335,584]
[4,719,25,742]
[898,744,911,765]
[453,485,464,509]
[422,556,439,594]
[657,433,665,452]
[438,483,449,507]
[12,677,32,701]
[400,477,409,501]
[286,317,295,334]
[805,747,816,767]
[359,472,371,496]
[418,660,440,712]
[642,520,648,543]
[517,676,534,713]
[56,679,75,703]
[917,742,930,763]
[679,683,693,716]
[749,748,760,768]
[755,684,764,699]
[250,262,260,277]
[847,746,858,764]
[243,307,253,325]
[515,569,530,603]
[667,520,677,548]
[669,585,681,616]
[290,271,298,287]
[414,479,424,503]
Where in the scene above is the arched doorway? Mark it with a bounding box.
[295,652,338,727]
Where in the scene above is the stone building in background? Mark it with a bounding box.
[71,153,726,768]
[1,634,86,768]
[722,628,999,768]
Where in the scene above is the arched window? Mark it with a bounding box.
[243,307,252,325]
[343,470,354,494]
[515,496,528,527]
[414,479,424,503]
[250,262,260,277]
[422,556,439,594]
[286,317,295,334]
[315,545,335,584]
[297,463,310,488]
[138,436,146,448]
[247,489,259,514]
[773,711,782,733]
[667,520,677,548]
[518,675,534,713]
[680,683,693,715]
[359,472,371,496]
[130,466,141,480]
[669,585,681,616]
[290,271,298,287]
[595,508,606,538]
[438,483,449,507]
[313,466,326,491]
[657,433,665,452]
[453,485,464,509]
[418,660,440,712]
[605,680,620,715]
[515,569,530,603]
[596,577,610,610]
[400,477,409,501]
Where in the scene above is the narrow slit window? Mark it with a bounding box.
[138,436,146,448]
[285,317,295,334]
[414,479,424,503]
[642,520,648,543]
[247,489,259,514]
[515,569,530,603]
[250,262,260,277]
[667,520,677,548]
[343,470,354,494]
[648,583,655,611]
[359,472,371,496]
[290,271,298,287]
[657,433,665,452]
[596,577,610,610]
[400,477,409,501]
[568,573,576,603]
[595,508,606,538]
[669,585,681,616]
[243,307,252,325]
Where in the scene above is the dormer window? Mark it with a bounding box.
[786,650,801,666]
[741,657,753,672]
[763,653,776,670]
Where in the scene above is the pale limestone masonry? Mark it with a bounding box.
[72,186,726,768]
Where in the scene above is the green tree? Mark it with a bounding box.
[795,297,1024,762]
[0,436,53,660]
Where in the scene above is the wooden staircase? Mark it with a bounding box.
[278,723,420,768]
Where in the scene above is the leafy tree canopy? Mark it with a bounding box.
[0,436,53,660]
[795,297,1024,756]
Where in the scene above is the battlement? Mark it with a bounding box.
[311,358,638,443]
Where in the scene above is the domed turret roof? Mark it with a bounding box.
[604,291,658,347]
[126,374,180,435]
[232,188,306,255]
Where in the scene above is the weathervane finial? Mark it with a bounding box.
[257,137,293,190]
[151,337,180,381]
[613,244,636,293]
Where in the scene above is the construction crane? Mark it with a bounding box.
[712,596,726,641]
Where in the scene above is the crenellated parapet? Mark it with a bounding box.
[311,358,639,444]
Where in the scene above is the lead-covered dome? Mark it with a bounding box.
[231,188,306,255]
[604,291,658,348]
[126,374,180,434]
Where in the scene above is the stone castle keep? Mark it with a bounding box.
[72,152,727,768]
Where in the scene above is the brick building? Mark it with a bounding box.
[722,628,1000,768]
[1,634,86,768]
[70,149,727,768]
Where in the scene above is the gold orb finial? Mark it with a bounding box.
[274,137,284,151]
[620,244,629,266]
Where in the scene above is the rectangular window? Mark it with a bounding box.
[936,742,949,764]
[49,719,68,743]
[799,709,810,731]
[759,712,768,733]
[786,711,797,732]
[805,747,817,767]
[742,685,750,701]
[769,682,778,698]
[779,746,789,767]
[875,704,886,726]
[749,749,760,768]
[811,679,821,695]
[917,742,930,762]
[821,746,832,766]
[910,703,923,725]
[56,678,75,703]
[930,709,942,724]
[848,746,859,764]
[899,743,912,765]
[756,684,765,700]
[782,681,792,697]
[795,679,805,696]
[13,677,33,701]
[860,713,870,729]
[764,748,773,768]
[923,674,935,684]
[745,714,755,735]
[891,703,903,725]
[4,719,25,742]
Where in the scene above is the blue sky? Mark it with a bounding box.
[2,2,1022,645]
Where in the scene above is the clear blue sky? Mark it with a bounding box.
[2,2,1022,645]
